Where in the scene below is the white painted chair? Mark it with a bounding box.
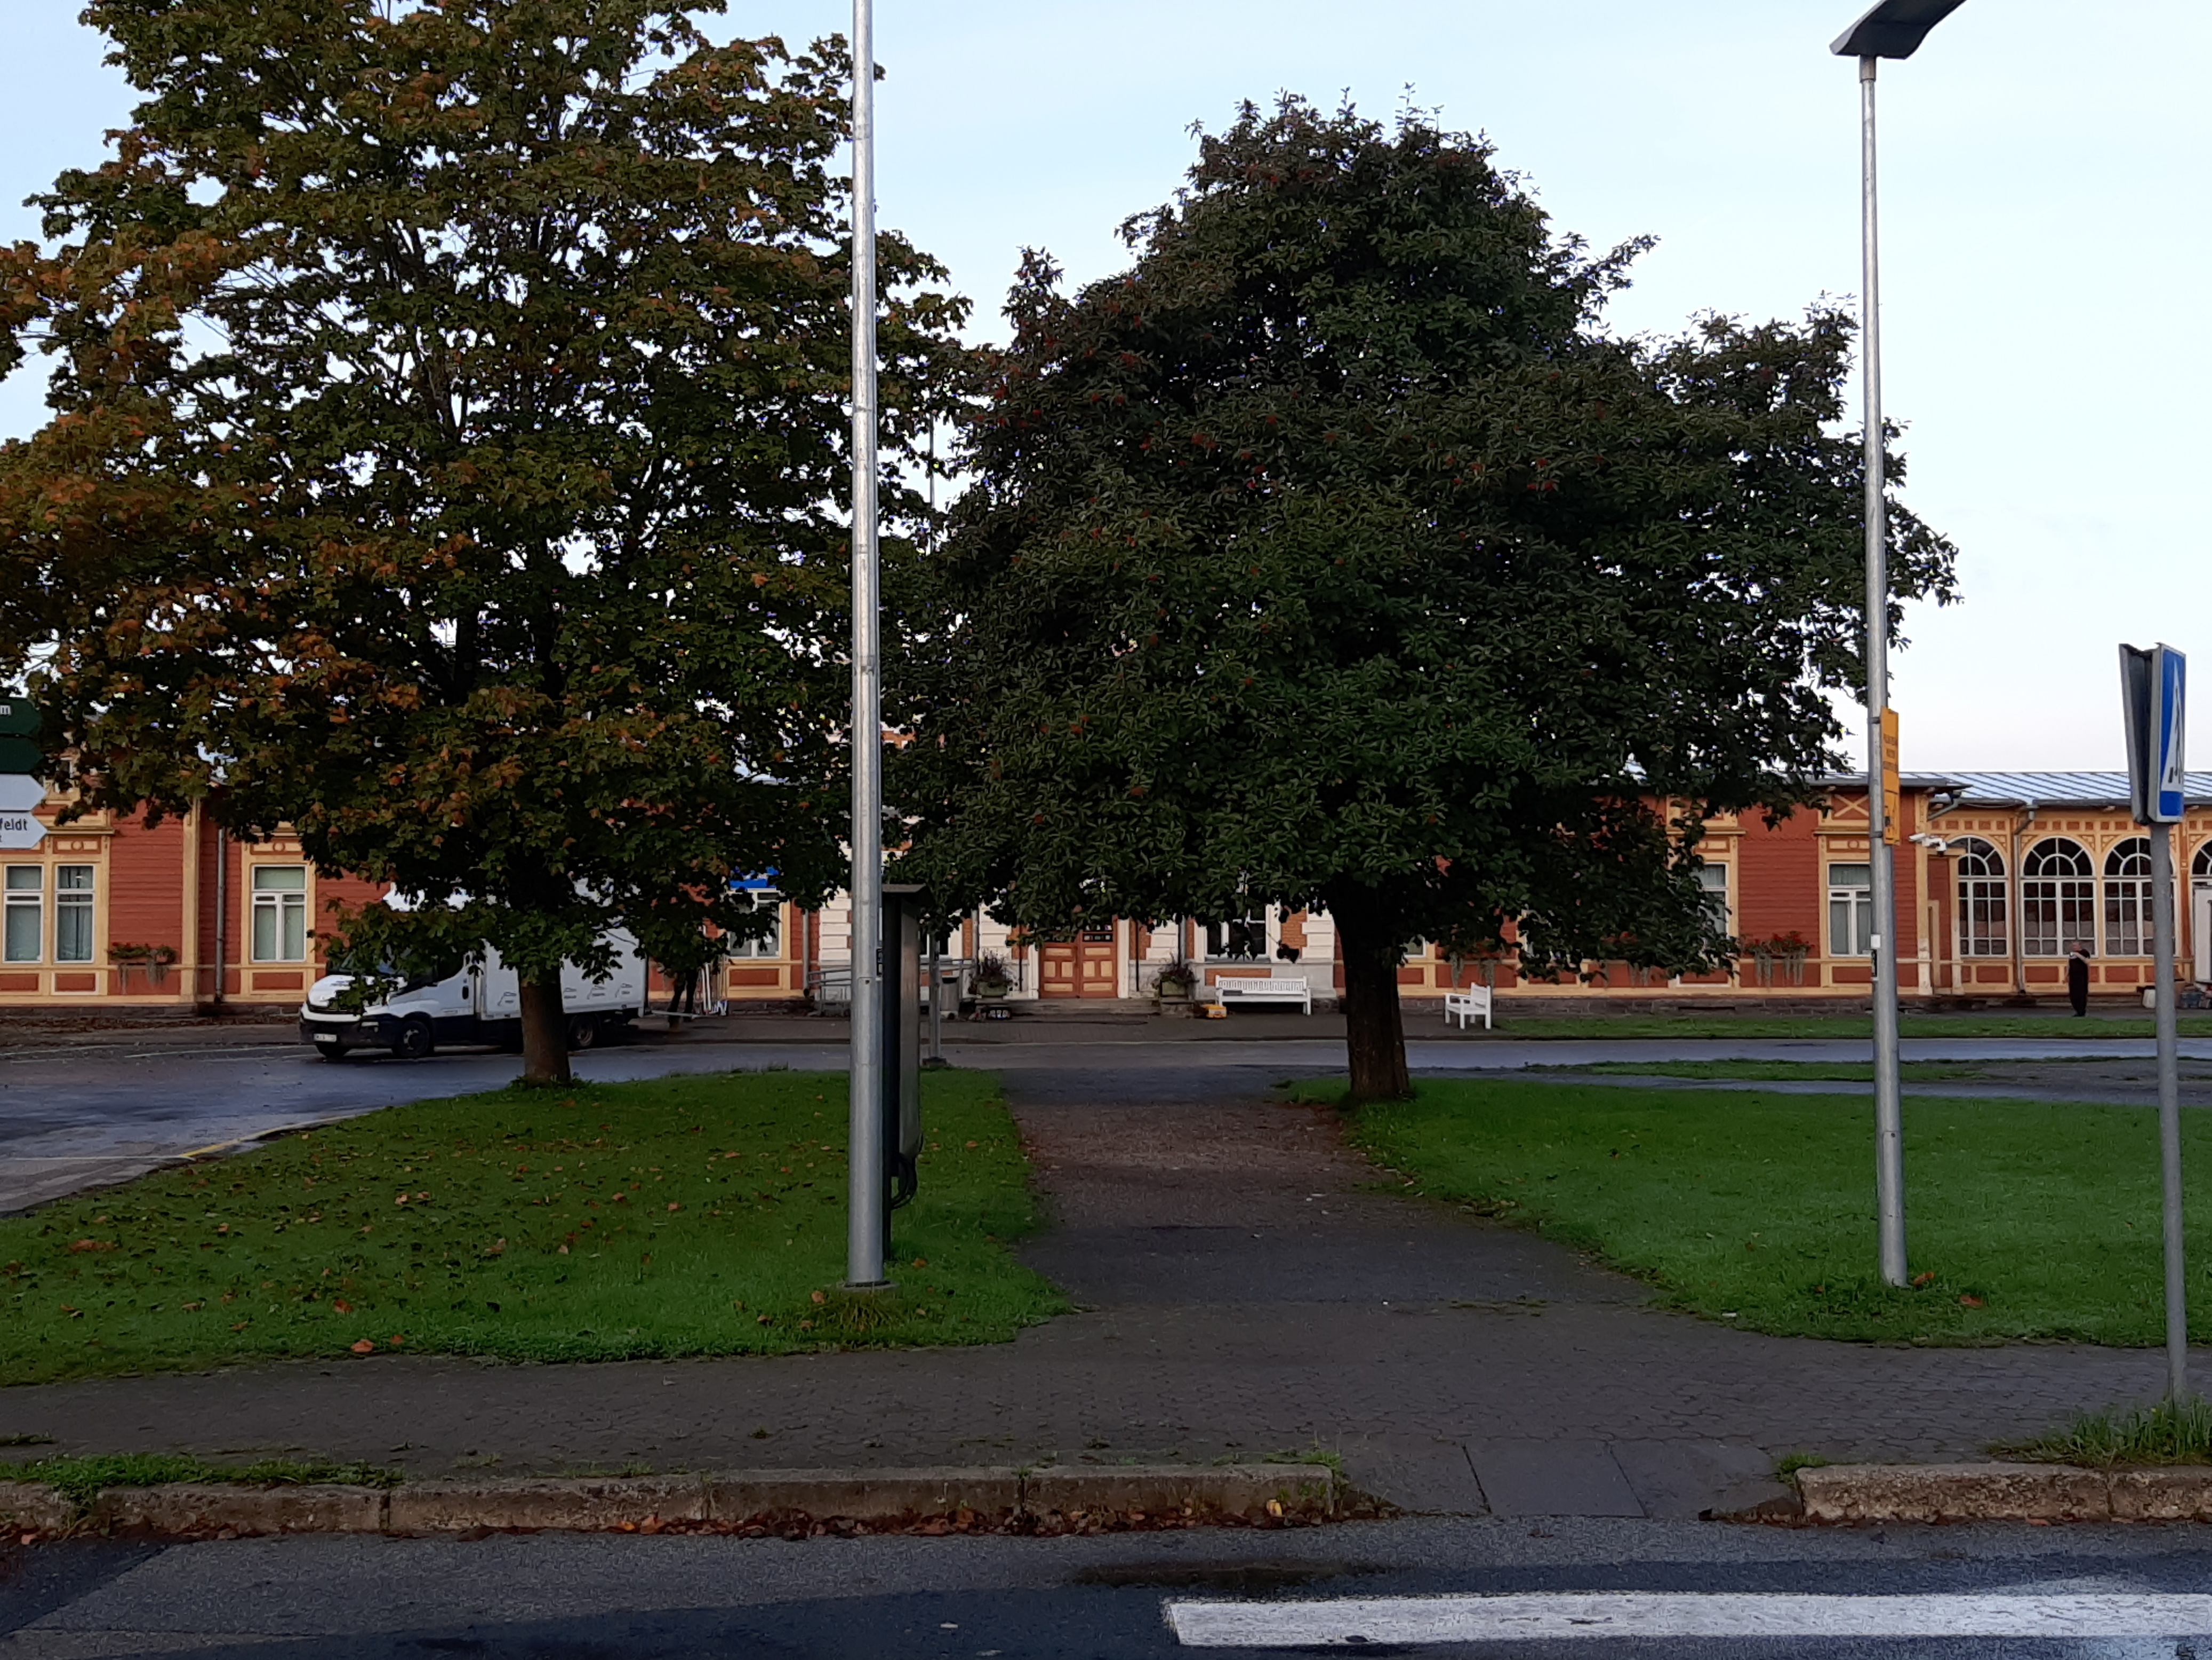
[1442,985,1493,1031]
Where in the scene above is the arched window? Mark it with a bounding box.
[2021,838,2094,957]
[2192,842,2212,885]
[1953,836,2007,957]
[2104,838,2154,956]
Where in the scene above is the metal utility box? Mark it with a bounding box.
[881,885,926,1230]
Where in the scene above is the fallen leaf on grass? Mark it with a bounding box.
[666,1202,681,1213]
[810,1290,826,1305]
[332,1299,354,1314]
[388,1335,405,1348]
[1959,1295,1985,1307]
[351,1339,375,1354]
[1911,1271,1936,1288]
[68,1240,115,1254]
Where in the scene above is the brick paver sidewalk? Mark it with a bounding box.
[0,1063,2173,1518]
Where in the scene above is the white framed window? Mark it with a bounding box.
[53,865,94,963]
[728,891,783,959]
[1828,863,1873,957]
[251,865,309,961]
[2104,838,2154,957]
[1954,836,2008,957]
[2022,837,2094,957]
[4,866,41,963]
[1695,864,1730,932]
[1205,908,1269,961]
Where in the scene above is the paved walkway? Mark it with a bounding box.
[0,1062,2182,1520]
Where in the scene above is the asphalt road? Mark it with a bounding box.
[8,1019,2212,1215]
[10,1518,2212,1657]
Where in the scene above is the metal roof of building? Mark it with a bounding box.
[1935,770,2212,809]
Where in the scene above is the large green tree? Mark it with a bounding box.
[891,98,1957,1100]
[0,0,963,1080]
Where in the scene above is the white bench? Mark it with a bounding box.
[1212,976,1313,1015]
[1442,986,1493,1031]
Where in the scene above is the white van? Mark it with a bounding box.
[298,932,648,1061]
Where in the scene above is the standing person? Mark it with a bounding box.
[2066,941,2092,1018]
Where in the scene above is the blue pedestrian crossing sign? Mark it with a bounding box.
[2120,643,2187,825]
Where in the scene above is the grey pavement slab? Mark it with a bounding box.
[1466,1438,1645,1519]
[1608,1439,1785,1521]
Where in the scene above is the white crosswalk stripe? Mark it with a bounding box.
[1166,1591,2212,1646]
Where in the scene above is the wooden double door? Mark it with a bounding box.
[1039,926,1119,998]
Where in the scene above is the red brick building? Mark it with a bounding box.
[2,803,383,1010]
[3,772,2202,1013]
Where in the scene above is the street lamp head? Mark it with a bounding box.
[1831,0,1968,59]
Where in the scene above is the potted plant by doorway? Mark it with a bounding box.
[1152,959,1196,1011]
[971,949,1013,1001]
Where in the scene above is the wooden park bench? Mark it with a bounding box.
[1211,976,1313,1015]
[1442,985,1493,1031]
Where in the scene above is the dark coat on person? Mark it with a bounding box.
[2066,949,2091,1014]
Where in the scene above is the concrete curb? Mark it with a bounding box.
[0,1464,1340,1541]
[1796,1463,2212,1524]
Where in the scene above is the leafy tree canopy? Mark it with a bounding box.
[891,97,1957,1099]
[0,0,964,1078]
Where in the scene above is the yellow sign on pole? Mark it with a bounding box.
[1880,708,1901,845]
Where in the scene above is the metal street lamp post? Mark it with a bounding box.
[1831,0,1967,1289]
[846,0,888,1289]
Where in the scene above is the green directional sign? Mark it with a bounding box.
[0,736,42,775]
[0,699,36,738]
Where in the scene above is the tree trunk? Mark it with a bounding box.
[1332,896,1412,1103]
[519,973,571,1087]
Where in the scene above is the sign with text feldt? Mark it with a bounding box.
[2121,643,2187,825]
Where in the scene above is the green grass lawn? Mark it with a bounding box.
[0,1070,1064,1385]
[1545,1059,2119,1084]
[1482,1013,2200,1041]
[1322,1077,2212,1345]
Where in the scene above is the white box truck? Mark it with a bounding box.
[298,932,648,1061]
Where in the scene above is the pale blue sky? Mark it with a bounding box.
[5,1,2205,770]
